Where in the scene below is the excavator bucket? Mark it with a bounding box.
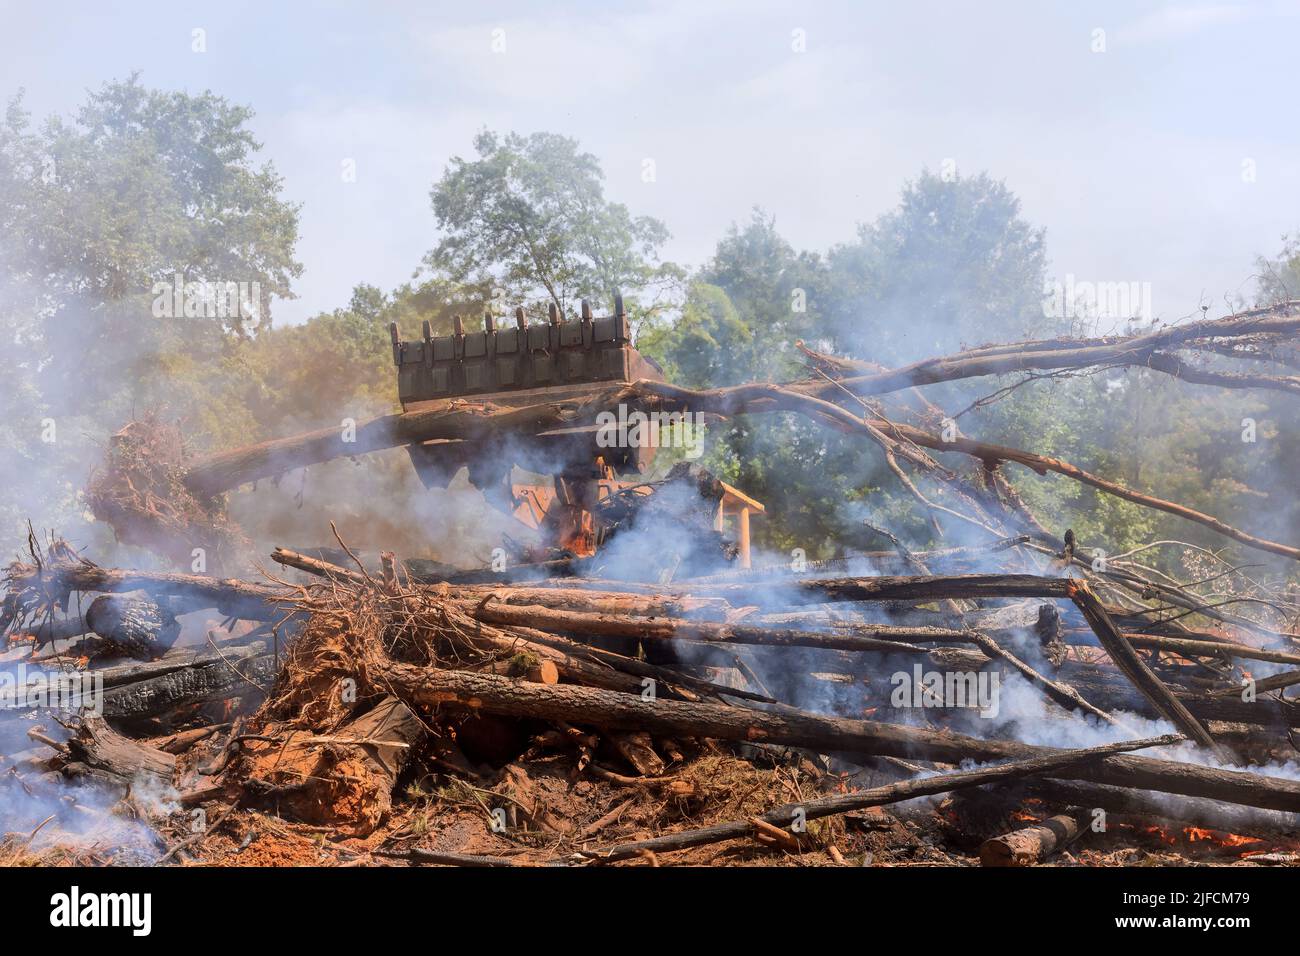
[390,295,668,559]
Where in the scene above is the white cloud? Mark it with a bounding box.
[413,1,737,107]
[1117,1,1288,45]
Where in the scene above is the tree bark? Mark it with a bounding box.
[184,397,593,498]
[980,811,1087,867]
[100,653,277,720]
[794,303,1300,402]
[4,559,287,622]
[1070,580,1223,755]
[56,714,176,790]
[377,665,1300,812]
[1122,633,1300,668]
[86,593,181,658]
[469,599,938,655]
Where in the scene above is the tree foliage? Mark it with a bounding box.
[0,77,301,550]
[424,130,681,324]
[1257,233,1300,305]
[826,170,1051,363]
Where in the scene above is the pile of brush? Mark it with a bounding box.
[2,532,1299,867]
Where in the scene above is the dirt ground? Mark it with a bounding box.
[147,743,1300,868]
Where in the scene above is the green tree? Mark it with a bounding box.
[1257,233,1300,305]
[638,282,754,387]
[1,76,301,408]
[826,169,1051,363]
[424,130,681,325]
[697,208,826,378]
[0,77,301,552]
[640,214,878,555]
[642,185,1054,557]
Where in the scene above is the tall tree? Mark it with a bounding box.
[826,169,1050,364]
[424,130,681,323]
[639,282,754,388]
[0,77,301,552]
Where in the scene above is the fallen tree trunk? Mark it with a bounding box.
[1069,580,1223,755]
[55,714,176,791]
[470,599,938,655]
[462,585,732,620]
[378,665,1300,812]
[1016,776,1295,834]
[794,302,1300,402]
[274,548,734,619]
[270,547,369,586]
[979,811,1087,867]
[4,559,287,622]
[1122,633,1300,668]
[184,397,594,498]
[1213,669,1300,698]
[100,653,277,720]
[94,643,267,690]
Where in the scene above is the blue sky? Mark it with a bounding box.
[3,0,1298,325]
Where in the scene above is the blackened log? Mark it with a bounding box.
[86,593,180,659]
[92,643,266,690]
[100,653,277,719]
